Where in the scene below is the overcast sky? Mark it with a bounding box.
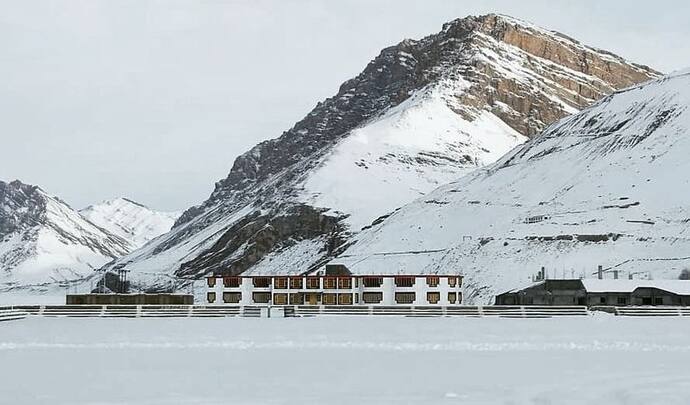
[1,0,688,211]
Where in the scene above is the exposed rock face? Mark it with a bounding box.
[0,180,132,289]
[333,69,690,304]
[104,14,659,288]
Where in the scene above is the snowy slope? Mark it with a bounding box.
[0,181,132,289]
[299,79,526,230]
[331,69,690,304]
[102,14,658,288]
[80,198,179,248]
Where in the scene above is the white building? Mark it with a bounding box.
[205,272,463,306]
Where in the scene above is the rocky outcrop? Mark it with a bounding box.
[103,14,659,286]
[0,180,132,288]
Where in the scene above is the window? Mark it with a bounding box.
[223,277,240,288]
[448,292,457,304]
[290,277,303,289]
[338,293,353,305]
[273,293,288,305]
[363,277,383,288]
[253,277,271,288]
[290,293,304,305]
[457,292,462,304]
[362,292,383,304]
[355,293,359,303]
[599,296,607,304]
[306,277,320,289]
[322,293,337,305]
[395,292,415,304]
[338,277,352,289]
[617,297,627,305]
[274,277,288,289]
[427,292,440,304]
[207,277,216,288]
[207,292,216,303]
[395,277,414,287]
[324,277,337,289]
[426,276,439,287]
[654,297,664,305]
[447,277,457,287]
[305,292,320,305]
[642,297,652,305]
[252,292,271,303]
[458,277,463,288]
[223,292,241,304]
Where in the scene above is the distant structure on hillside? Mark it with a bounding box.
[495,279,690,306]
[205,265,463,306]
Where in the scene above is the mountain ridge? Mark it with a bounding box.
[331,69,690,303]
[101,13,660,289]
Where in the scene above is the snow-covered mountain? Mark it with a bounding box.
[80,198,179,248]
[103,14,658,289]
[333,69,690,304]
[0,180,132,290]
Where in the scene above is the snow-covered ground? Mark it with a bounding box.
[1,316,689,404]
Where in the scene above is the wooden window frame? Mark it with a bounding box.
[363,277,383,288]
[337,277,352,289]
[322,293,337,305]
[289,277,303,289]
[223,292,241,304]
[274,277,288,289]
[207,292,216,303]
[448,292,457,304]
[253,277,271,288]
[305,292,321,305]
[207,277,216,288]
[395,292,415,304]
[289,293,304,305]
[395,277,415,288]
[273,293,288,305]
[306,277,320,289]
[252,292,271,304]
[223,277,241,288]
[426,291,440,304]
[338,293,353,305]
[426,276,439,288]
[362,292,383,304]
[323,277,337,289]
[448,277,457,288]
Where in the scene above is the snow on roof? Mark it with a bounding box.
[581,279,690,295]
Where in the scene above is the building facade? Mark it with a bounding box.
[495,279,690,306]
[205,274,463,306]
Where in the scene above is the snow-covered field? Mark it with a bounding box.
[1,316,690,404]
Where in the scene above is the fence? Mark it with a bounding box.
[6,305,589,318]
[0,308,29,322]
[613,306,690,317]
[283,305,589,318]
[11,305,264,318]
[12,305,690,318]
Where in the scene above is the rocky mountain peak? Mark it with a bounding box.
[104,15,660,288]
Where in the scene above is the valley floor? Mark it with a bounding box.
[1,316,689,404]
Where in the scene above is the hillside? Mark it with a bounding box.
[102,14,658,289]
[331,69,690,304]
[0,180,131,290]
[80,198,179,248]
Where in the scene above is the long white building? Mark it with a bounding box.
[205,271,463,306]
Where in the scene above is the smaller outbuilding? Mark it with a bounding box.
[495,279,690,306]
